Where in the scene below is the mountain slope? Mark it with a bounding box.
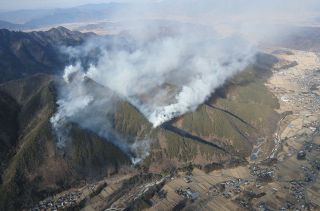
[0,74,130,210]
[111,61,280,170]
[0,59,280,210]
[0,27,93,83]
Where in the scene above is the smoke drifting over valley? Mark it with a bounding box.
[50,0,317,162]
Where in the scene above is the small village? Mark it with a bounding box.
[32,191,82,211]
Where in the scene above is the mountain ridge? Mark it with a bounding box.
[0,27,94,83]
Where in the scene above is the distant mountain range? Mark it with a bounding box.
[0,1,263,30]
[274,25,320,52]
[0,3,127,29]
[0,20,22,30]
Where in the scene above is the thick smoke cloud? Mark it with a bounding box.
[58,25,256,127]
[86,29,255,127]
[51,23,255,162]
[50,0,317,162]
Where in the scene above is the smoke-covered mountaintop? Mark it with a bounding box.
[47,0,319,163]
[49,24,257,163]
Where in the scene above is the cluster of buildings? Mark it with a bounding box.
[175,187,199,200]
[289,181,305,201]
[296,69,320,113]
[250,165,274,182]
[32,191,81,211]
[208,178,249,199]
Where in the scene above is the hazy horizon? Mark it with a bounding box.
[1,0,319,13]
[0,0,146,11]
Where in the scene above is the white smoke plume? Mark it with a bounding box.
[84,30,255,127]
[50,0,317,162]
[60,24,257,125]
[52,25,255,162]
